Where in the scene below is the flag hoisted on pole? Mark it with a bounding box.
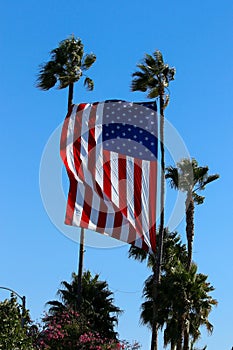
[60,100,158,252]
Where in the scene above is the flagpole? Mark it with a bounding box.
[77,227,84,309]
[67,85,85,310]
[151,93,165,350]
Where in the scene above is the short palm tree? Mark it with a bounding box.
[45,271,122,339]
[131,50,175,350]
[141,262,217,350]
[166,158,219,270]
[37,36,96,309]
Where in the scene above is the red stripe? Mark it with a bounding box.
[128,224,136,246]
[65,173,77,225]
[96,201,107,232]
[80,184,93,225]
[149,161,157,252]
[118,156,127,216]
[103,150,111,199]
[73,105,87,180]
[112,211,123,240]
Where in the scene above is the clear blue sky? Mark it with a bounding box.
[1,0,233,349]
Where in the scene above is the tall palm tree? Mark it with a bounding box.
[131,50,175,350]
[37,35,96,109]
[37,35,96,309]
[45,271,122,339]
[165,158,219,270]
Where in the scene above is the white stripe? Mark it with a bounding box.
[80,104,92,163]
[73,182,85,226]
[126,156,135,228]
[95,103,104,190]
[119,217,129,243]
[110,152,119,207]
[141,160,150,241]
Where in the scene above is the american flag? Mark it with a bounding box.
[60,100,158,252]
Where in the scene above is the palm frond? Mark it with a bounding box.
[84,76,94,91]
[82,53,96,70]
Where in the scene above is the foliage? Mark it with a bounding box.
[45,270,122,340]
[0,296,34,350]
[33,309,141,350]
[166,158,219,205]
[129,230,217,349]
[37,35,96,91]
[131,49,175,100]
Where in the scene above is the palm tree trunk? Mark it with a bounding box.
[185,193,194,271]
[183,322,190,350]
[68,83,74,110]
[184,193,194,350]
[151,92,165,350]
[67,83,85,310]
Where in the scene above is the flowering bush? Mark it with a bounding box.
[33,310,141,350]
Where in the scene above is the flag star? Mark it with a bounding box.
[128,118,132,121]
[117,125,120,129]
[139,152,143,156]
[139,120,143,123]
[145,137,148,140]
[128,149,131,153]
[111,130,115,133]
[133,146,137,149]
[106,114,109,118]
[117,146,120,150]
[112,111,115,114]
[128,128,131,131]
[134,115,137,118]
[111,140,115,144]
[151,121,155,124]
[122,132,126,136]
[133,135,137,139]
[117,116,120,119]
[139,130,143,133]
[151,142,154,145]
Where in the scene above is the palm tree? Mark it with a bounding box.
[45,270,122,339]
[131,50,175,350]
[129,229,187,349]
[37,35,96,109]
[165,158,219,270]
[37,35,96,309]
[141,261,217,350]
